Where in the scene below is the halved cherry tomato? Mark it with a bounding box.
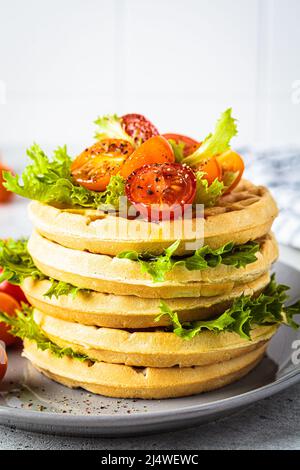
[126,163,196,221]
[197,157,222,185]
[0,268,28,305]
[121,114,159,144]
[120,136,175,180]
[0,292,20,346]
[0,162,14,203]
[71,139,134,191]
[0,343,7,381]
[217,150,245,193]
[163,134,200,157]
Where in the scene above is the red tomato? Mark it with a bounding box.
[217,150,245,193]
[71,139,134,191]
[126,163,196,221]
[120,136,175,180]
[121,114,159,144]
[0,343,7,381]
[163,133,200,157]
[0,276,28,305]
[0,292,20,346]
[0,162,14,203]
[197,157,222,185]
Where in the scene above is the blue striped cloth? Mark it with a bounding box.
[241,147,300,249]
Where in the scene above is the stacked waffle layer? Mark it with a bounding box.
[22,180,279,399]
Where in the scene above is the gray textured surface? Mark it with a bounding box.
[0,383,299,450]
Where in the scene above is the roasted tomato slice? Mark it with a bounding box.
[217,150,245,193]
[197,157,222,185]
[121,114,159,144]
[0,343,7,381]
[163,133,200,157]
[71,139,134,191]
[120,136,174,180]
[126,163,196,221]
[0,292,20,346]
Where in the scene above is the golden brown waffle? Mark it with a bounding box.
[23,273,270,328]
[23,340,267,399]
[28,180,278,256]
[28,230,277,299]
[34,310,277,368]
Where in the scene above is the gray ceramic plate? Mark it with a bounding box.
[0,262,299,437]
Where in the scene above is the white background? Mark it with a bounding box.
[0,0,299,167]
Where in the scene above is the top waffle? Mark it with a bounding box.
[28,180,278,256]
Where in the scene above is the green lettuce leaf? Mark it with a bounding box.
[168,139,185,163]
[0,239,90,299]
[98,174,126,210]
[156,275,300,340]
[184,108,238,167]
[94,114,134,144]
[118,240,181,282]
[194,172,225,206]
[2,144,125,209]
[0,305,89,361]
[0,239,45,285]
[117,240,259,282]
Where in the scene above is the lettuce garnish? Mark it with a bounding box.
[0,239,89,299]
[184,108,238,167]
[168,139,185,163]
[0,305,89,361]
[2,144,125,209]
[94,114,134,144]
[117,239,260,282]
[194,172,225,206]
[156,275,300,340]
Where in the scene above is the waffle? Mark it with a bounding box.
[28,180,278,256]
[34,310,277,368]
[23,340,268,399]
[28,230,278,299]
[22,273,270,328]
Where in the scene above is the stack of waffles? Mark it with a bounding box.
[21,180,279,399]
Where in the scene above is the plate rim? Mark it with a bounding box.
[0,365,299,428]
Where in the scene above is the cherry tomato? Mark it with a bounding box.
[197,157,222,185]
[120,136,175,180]
[121,114,159,144]
[71,139,134,191]
[0,343,7,381]
[0,162,14,203]
[163,133,200,157]
[0,269,28,305]
[126,163,196,221]
[217,150,245,193]
[0,292,20,346]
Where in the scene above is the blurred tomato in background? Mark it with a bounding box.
[0,292,20,346]
[0,161,14,203]
[0,342,7,380]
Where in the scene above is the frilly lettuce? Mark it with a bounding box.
[0,305,89,361]
[117,239,259,282]
[184,108,238,167]
[194,172,225,206]
[94,114,134,144]
[0,239,90,299]
[2,144,125,209]
[156,275,300,340]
